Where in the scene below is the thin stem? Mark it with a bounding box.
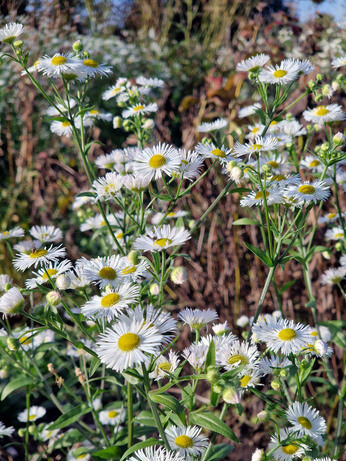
[127,382,134,448]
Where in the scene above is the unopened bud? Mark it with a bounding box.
[227,160,238,172]
[212,322,230,336]
[212,383,224,394]
[47,363,55,374]
[18,428,26,437]
[322,84,333,99]
[314,93,323,103]
[4,282,12,292]
[150,283,160,295]
[123,120,131,129]
[271,379,281,390]
[335,242,343,252]
[314,340,329,357]
[257,410,269,422]
[7,337,19,351]
[236,315,249,328]
[308,80,316,91]
[28,425,36,434]
[14,40,23,48]
[262,164,272,173]
[46,291,61,307]
[82,51,90,59]
[333,132,345,146]
[301,358,310,368]
[230,166,244,181]
[142,119,155,130]
[321,142,330,152]
[302,457,312,461]
[56,274,71,290]
[128,250,140,265]
[73,40,83,52]
[223,387,240,404]
[279,369,289,379]
[315,73,324,82]
[206,367,219,383]
[331,80,340,91]
[170,267,187,285]
[113,116,122,129]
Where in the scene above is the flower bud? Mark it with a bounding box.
[73,40,83,52]
[262,164,272,173]
[170,267,187,285]
[206,367,219,383]
[248,71,257,80]
[4,282,12,292]
[14,40,23,48]
[142,119,155,130]
[46,291,61,307]
[257,410,269,422]
[82,51,90,58]
[333,132,345,146]
[7,337,19,351]
[251,449,264,461]
[300,358,310,368]
[335,242,343,252]
[28,425,36,434]
[271,379,281,390]
[212,382,224,394]
[113,116,122,129]
[150,283,160,295]
[322,84,333,99]
[222,387,240,404]
[314,340,329,357]
[279,368,289,379]
[56,274,71,290]
[229,166,244,181]
[227,160,238,172]
[123,119,131,129]
[315,73,324,82]
[18,428,26,437]
[212,321,230,336]
[308,80,316,91]
[236,315,249,328]
[321,142,330,152]
[201,137,210,145]
[128,250,141,266]
[314,93,323,103]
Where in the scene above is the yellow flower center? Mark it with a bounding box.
[268,161,279,168]
[116,232,123,239]
[62,121,71,127]
[158,362,171,372]
[282,444,299,454]
[327,213,336,219]
[104,184,117,195]
[278,328,297,341]
[298,185,315,195]
[89,110,100,115]
[240,375,251,387]
[251,144,263,150]
[98,267,117,280]
[175,435,194,448]
[20,336,31,344]
[272,174,286,181]
[149,154,167,169]
[167,212,176,217]
[28,415,36,421]
[42,269,58,280]
[270,120,278,126]
[51,56,67,66]
[298,416,312,429]
[153,238,172,247]
[335,233,343,238]
[112,88,121,94]
[311,331,318,337]
[77,455,87,460]
[122,265,137,275]
[210,148,226,158]
[108,410,118,418]
[133,105,145,111]
[100,293,120,307]
[309,160,320,167]
[118,332,140,351]
[315,106,329,116]
[251,127,260,134]
[83,59,99,68]
[29,249,48,259]
[228,354,248,366]
[273,69,287,78]
[254,191,269,200]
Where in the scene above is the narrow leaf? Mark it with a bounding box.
[244,242,273,267]
[47,404,91,430]
[190,411,238,443]
[120,438,161,461]
[232,218,258,226]
[1,377,36,401]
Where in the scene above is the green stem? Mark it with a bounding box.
[201,404,229,461]
[127,382,134,448]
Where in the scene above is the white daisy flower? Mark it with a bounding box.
[96,320,163,372]
[0,23,24,44]
[151,210,187,225]
[81,283,139,321]
[285,181,330,204]
[234,136,278,157]
[0,288,24,316]
[95,150,124,170]
[300,155,323,170]
[133,143,181,181]
[259,60,300,84]
[303,104,345,124]
[18,406,46,423]
[81,255,128,289]
[182,342,209,371]
[67,448,92,461]
[102,79,128,100]
[268,427,307,461]
[29,225,63,243]
[195,142,233,164]
[39,426,60,441]
[0,227,24,241]
[253,317,311,356]
[119,257,149,281]
[178,308,218,330]
[216,340,259,372]
[84,109,112,123]
[134,224,190,252]
[37,54,81,78]
[122,102,158,119]
[99,407,126,425]
[310,326,332,343]
[13,245,66,271]
[331,56,346,69]
[197,118,228,133]
[286,402,326,442]
[50,120,73,137]
[13,240,42,253]
[72,194,94,210]
[123,175,151,192]
[0,421,15,438]
[240,188,283,207]
[92,172,124,201]
[14,328,54,351]
[77,58,112,78]
[280,120,307,137]
[258,355,291,375]
[236,54,270,72]
[200,333,237,352]
[165,425,209,458]
[25,259,72,289]
[321,267,346,285]
[246,123,265,139]
[318,211,344,224]
[239,367,262,390]
[128,446,185,461]
[174,149,204,181]
[238,103,262,119]
[46,99,77,116]
[0,274,12,291]
[80,214,118,232]
[150,351,180,380]
[325,226,344,241]
[236,315,249,327]
[136,76,164,88]
[282,58,315,75]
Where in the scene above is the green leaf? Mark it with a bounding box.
[279,280,296,295]
[1,377,36,401]
[153,194,171,201]
[205,339,216,368]
[76,191,97,198]
[47,404,91,430]
[120,438,161,461]
[207,444,234,461]
[232,218,258,226]
[149,392,186,425]
[92,446,122,459]
[190,411,238,443]
[254,108,267,124]
[89,356,101,377]
[300,358,316,386]
[243,242,273,267]
[228,187,251,194]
